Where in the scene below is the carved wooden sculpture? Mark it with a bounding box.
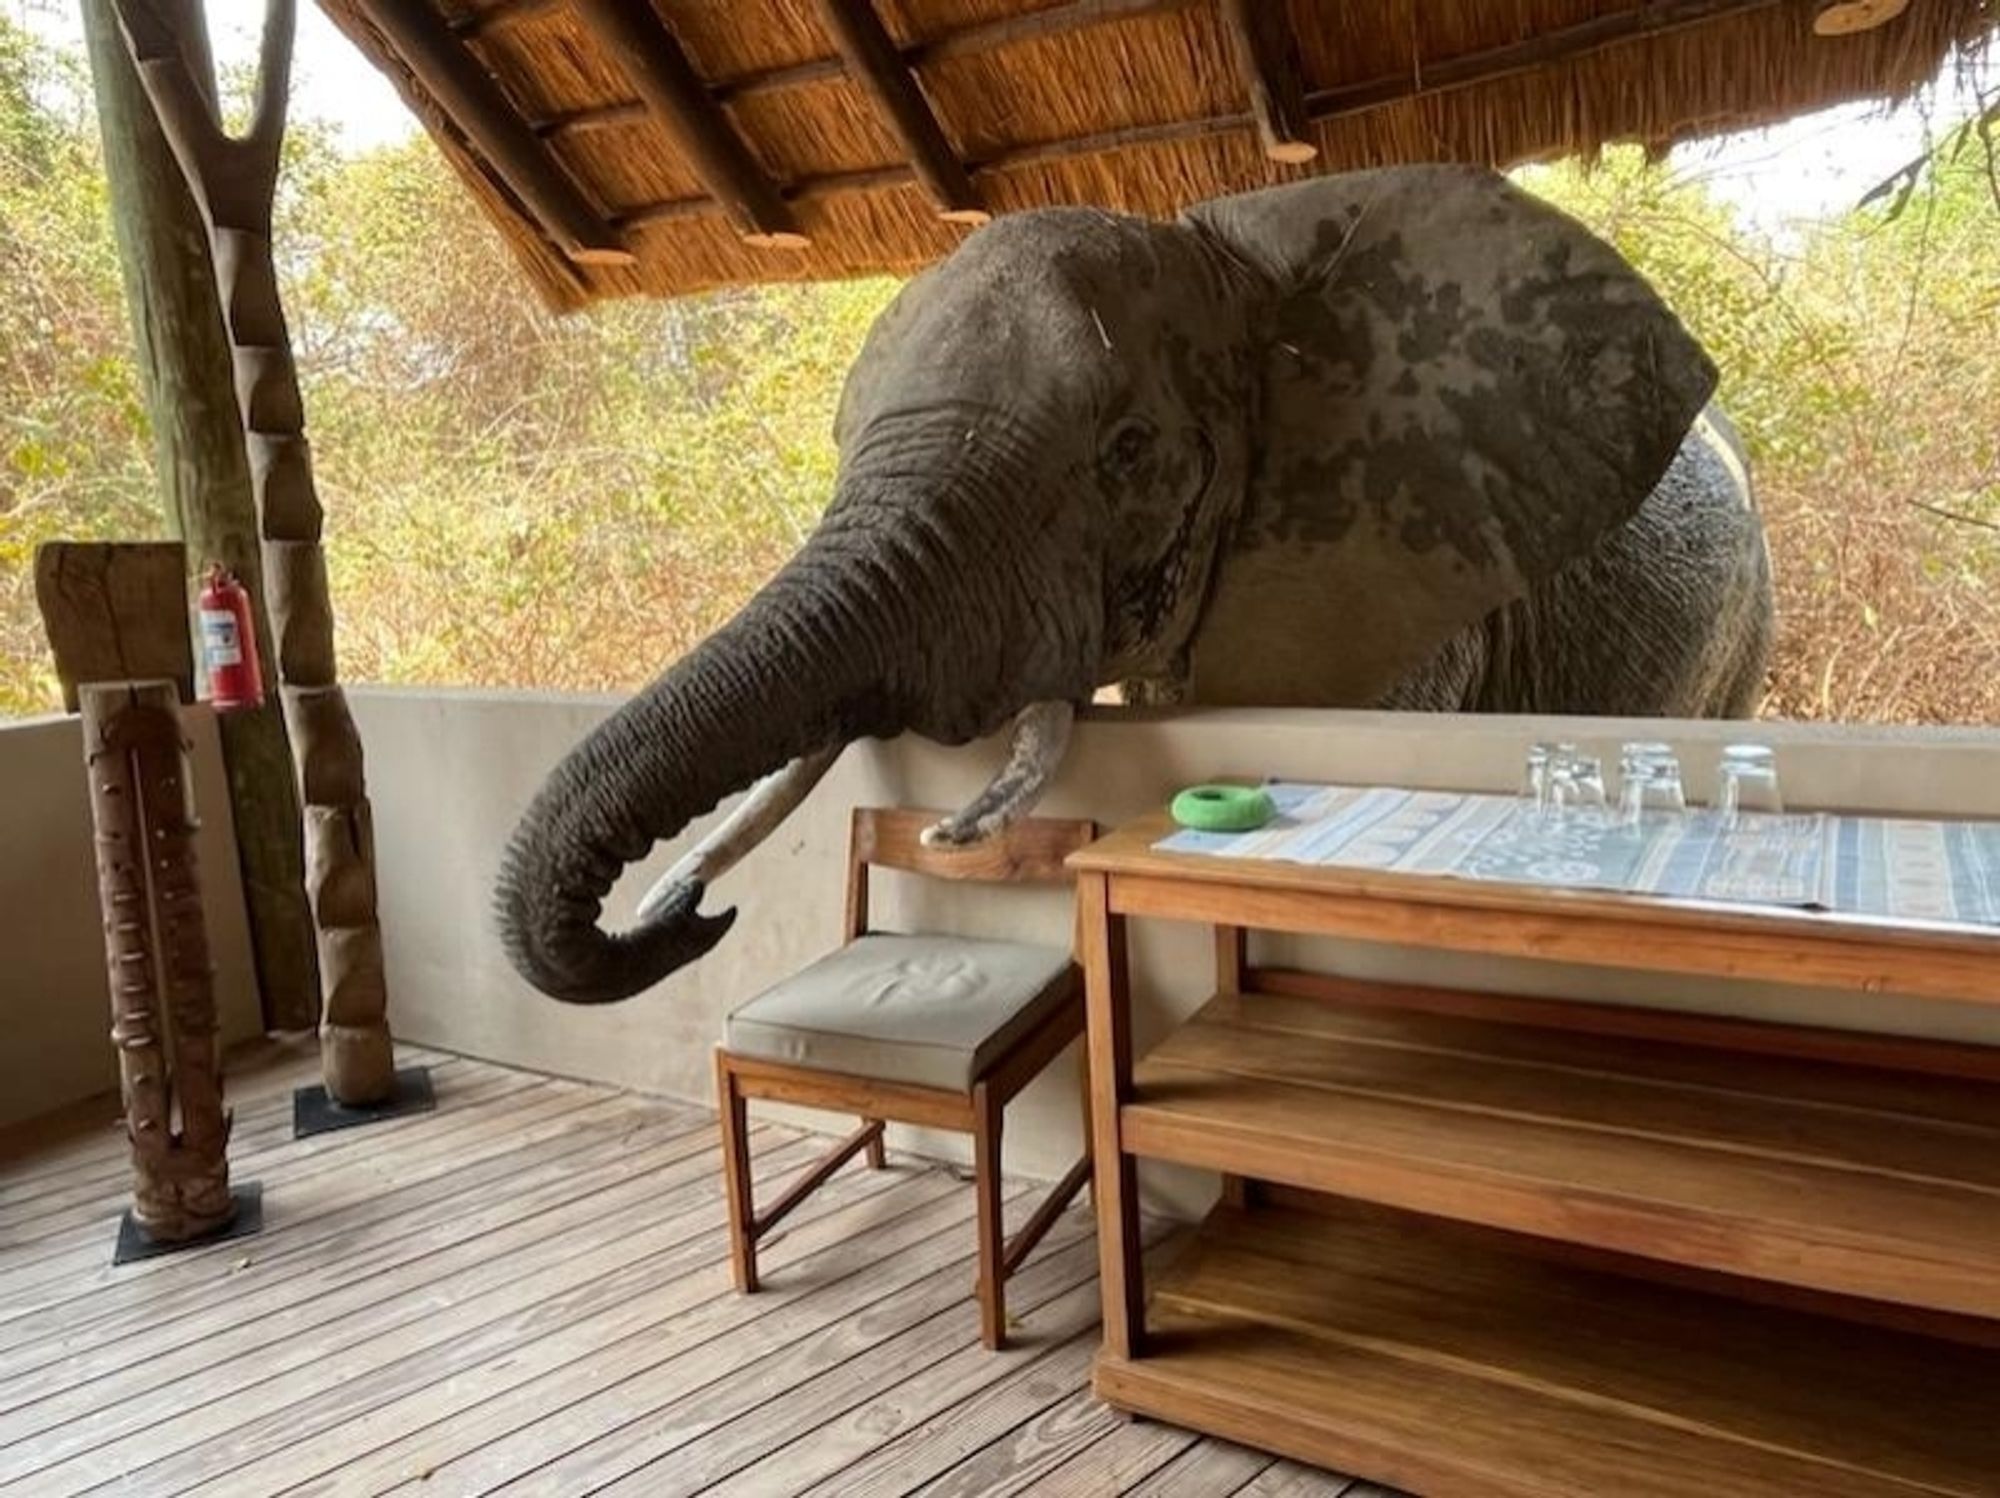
[115,0,395,1105]
[84,682,235,1242]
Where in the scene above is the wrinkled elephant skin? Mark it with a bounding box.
[496,164,1773,1004]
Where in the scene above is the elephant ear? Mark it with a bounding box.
[1180,164,1718,706]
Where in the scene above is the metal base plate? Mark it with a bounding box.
[112,1180,264,1265]
[292,1065,436,1139]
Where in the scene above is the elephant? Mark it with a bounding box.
[495,163,1774,1005]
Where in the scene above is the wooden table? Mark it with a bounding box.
[1069,810,2000,1498]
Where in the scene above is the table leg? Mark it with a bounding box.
[1214,923,1256,1211]
[1080,871,1144,1359]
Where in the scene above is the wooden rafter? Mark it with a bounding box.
[453,0,561,37]
[611,0,1781,233]
[1219,0,1316,164]
[571,0,807,248]
[346,0,630,263]
[527,0,1207,140]
[813,0,986,223]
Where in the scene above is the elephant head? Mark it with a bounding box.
[495,164,1715,1004]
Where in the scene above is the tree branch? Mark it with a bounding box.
[1908,497,2000,533]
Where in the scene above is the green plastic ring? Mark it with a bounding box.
[1171,784,1277,833]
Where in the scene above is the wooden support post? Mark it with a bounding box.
[79,0,319,1035]
[811,0,986,223]
[34,543,196,712]
[345,0,632,264]
[1219,0,1316,163]
[571,0,808,247]
[83,682,235,1243]
[1080,870,1145,1359]
[115,0,397,1106]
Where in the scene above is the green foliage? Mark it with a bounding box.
[274,132,895,688]
[2,10,1996,724]
[0,18,154,714]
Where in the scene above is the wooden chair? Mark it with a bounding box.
[714,806,1097,1349]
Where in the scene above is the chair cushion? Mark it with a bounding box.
[725,934,1078,1091]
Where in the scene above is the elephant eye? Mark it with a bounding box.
[1102,418,1157,479]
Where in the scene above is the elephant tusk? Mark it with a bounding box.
[922,700,1076,848]
[636,746,842,923]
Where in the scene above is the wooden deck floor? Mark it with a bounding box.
[0,1042,1378,1497]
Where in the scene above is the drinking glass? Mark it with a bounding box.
[1617,742,1686,825]
[1565,753,1607,811]
[1523,741,1576,817]
[1717,744,1783,824]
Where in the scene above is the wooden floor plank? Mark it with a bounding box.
[911,1384,1129,1497]
[0,1058,500,1251]
[0,1036,328,1184]
[0,1092,660,1377]
[0,1050,468,1221]
[793,1317,1100,1496]
[1009,1407,1199,1495]
[0,1064,546,1301]
[1234,1462,1370,1496]
[7,1131,833,1495]
[0,1080,654,1357]
[1118,1439,1276,1496]
[325,1183,1074,1496]
[173,1164,960,1498]
[686,1244,1124,1498]
[0,1040,460,1196]
[404,1181,1042,1497]
[976,1400,1192,1496]
[0,1111,741,1455]
[0,1064,1376,1498]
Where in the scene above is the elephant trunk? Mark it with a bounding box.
[496,414,1105,1006]
[493,544,899,1005]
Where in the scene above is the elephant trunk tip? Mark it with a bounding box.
[494,846,738,1005]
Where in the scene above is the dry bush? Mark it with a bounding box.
[1526,138,2000,724]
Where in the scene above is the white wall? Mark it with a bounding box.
[349,688,2000,1216]
[0,707,263,1131]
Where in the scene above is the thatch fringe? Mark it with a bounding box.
[315,0,2000,309]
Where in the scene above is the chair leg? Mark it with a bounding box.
[715,1051,759,1294]
[864,1118,887,1169]
[971,1080,1007,1350]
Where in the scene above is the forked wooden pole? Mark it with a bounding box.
[83,681,235,1243]
[114,0,397,1106]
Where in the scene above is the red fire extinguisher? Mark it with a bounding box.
[198,564,266,712]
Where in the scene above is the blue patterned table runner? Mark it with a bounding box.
[1156,784,2000,927]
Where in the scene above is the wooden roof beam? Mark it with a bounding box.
[453,0,561,39]
[528,0,1207,141]
[570,0,807,248]
[610,0,1781,233]
[1219,0,1316,163]
[346,0,631,264]
[812,0,986,224]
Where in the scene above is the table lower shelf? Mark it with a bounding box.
[1097,1198,2000,1498]
[1123,983,2000,1320]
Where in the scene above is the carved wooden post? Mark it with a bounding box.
[115,0,396,1105]
[84,682,235,1243]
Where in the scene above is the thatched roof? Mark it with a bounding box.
[317,0,1997,310]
